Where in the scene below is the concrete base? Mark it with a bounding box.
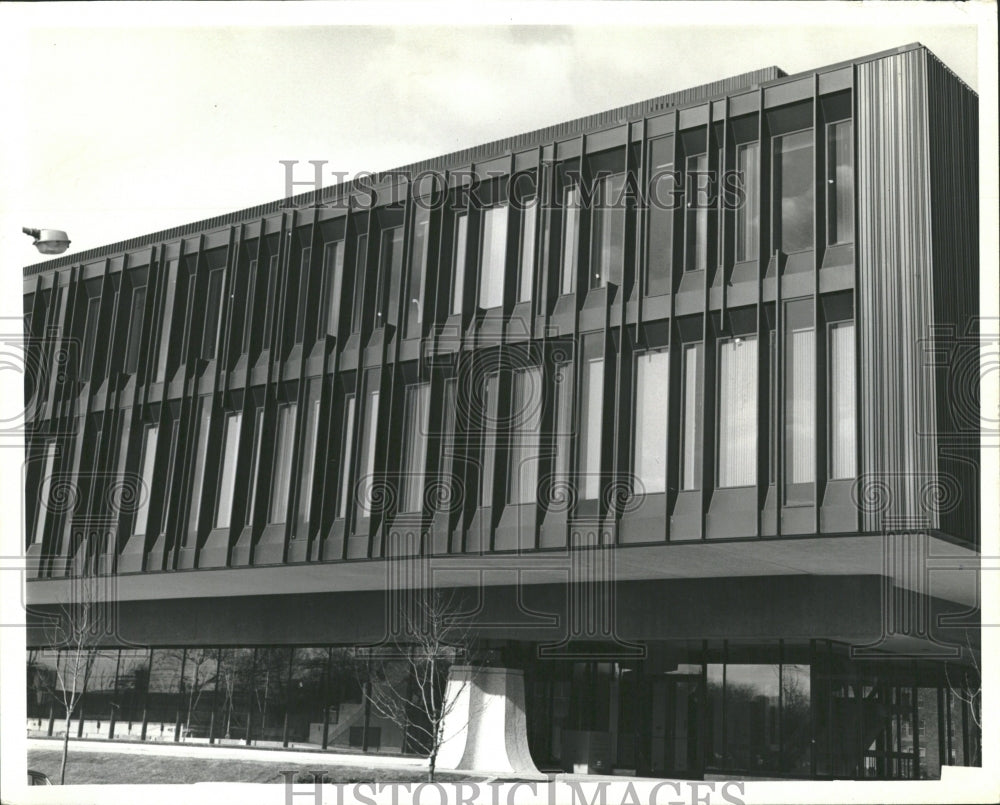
[436,666,542,777]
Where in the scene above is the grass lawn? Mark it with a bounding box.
[27,747,480,785]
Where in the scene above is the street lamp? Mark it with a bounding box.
[22,227,71,255]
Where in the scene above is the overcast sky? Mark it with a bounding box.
[0,3,988,268]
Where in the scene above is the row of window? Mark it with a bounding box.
[29,310,856,552]
[26,110,854,396]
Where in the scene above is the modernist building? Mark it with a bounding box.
[23,43,981,780]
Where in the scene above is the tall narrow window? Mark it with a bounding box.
[320,241,345,336]
[357,390,380,519]
[774,130,814,254]
[351,234,368,333]
[590,173,626,289]
[337,395,356,519]
[509,367,542,504]
[717,336,758,488]
[479,205,508,309]
[294,247,313,343]
[201,267,224,360]
[401,383,431,512]
[296,397,321,535]
[262,254,279,350]
[406,210,430,338]
[451,214,468,315]
[646,137,675,296]
[154,259,178,383]
[680,343,703,490]
[245,408,264,524]
[735,142,760,262]
[161,419,180,536]
[377,227,404,327]
[553,364,574,487]
[685,154,709,272]
[829,321,856,479]
[241,258,258,355]
[124,283,147,374]
[215,413,242,529]
[81,293,101,381]
[518,198,537,303]
[785,321,816,488]
[634,351,669,494]
[269,403,296,524]
[187,398,212,535]
[827,120,854,245]
[33,441,57,544]
[133,426,158,537]
[579,358,604,499]
[438,380,458,511]
[561,185,580,294]
[479,374,499,506]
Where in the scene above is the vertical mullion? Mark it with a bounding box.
[812,74,822,531]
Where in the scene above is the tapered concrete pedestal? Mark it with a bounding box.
[436,666,542,777]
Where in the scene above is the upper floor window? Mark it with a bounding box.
[261,253,280,351]
[560,185,581,295]
[590,173,626,290]
[406,208,430,338]
[735,142,760,262]
[553,362,574,491]
[201,266,224,360]
[479,205,508,309]
[357,389,380,520]
[785,302,815,498]
[244,407,264,525]
[634,350,669,494]
[646,137,675,296]
[826,120,854,245]
[337,395,356,520]
[680,342,704,491]
[685,154,709,272]
[32,441,57,545]
[293,247,313,344]
[518,198,537,304]
[269,403,297,524]
[123,278,147,374]
[509,367,542,505]
[133,425,158,537]
[319,241,345,336]
[351,234,368,334]
[187,398,212,537]
[717,335,757,488]
[296,392,321,537]
[377,227,403,328]
[401,382,431,513]
[579,357,604,500]
[214,413,242,530]
[153,259,178,383]
[829,320,856,479]
[451,214,468,315]
[480,373,499,506]
[80,286,102,381]
[774,130,814,254]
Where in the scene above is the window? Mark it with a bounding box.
[634,351,669,494]
[735,142,760,262]
[509,367,542,504]
[201,267,224,360]
[680,343,703,490]
[319,241,345,336]
[401,383,431,512]
[685,154,709,272]
[161,419,180,536]
[590,173,626,289]
[579,358,604,499]
[406,209,430,338]
[262,254,279,350]
[717,336,758,488]
[215,413,242,529]
[437,380,458,512]
[479,205,508,309]
[124,282,147,374]
[294,247,312,343]
[518,197,537,303]
[154,259,178,382]
[357,390,379,519]
[296,396,321,536]
[553,363,574,488]
[560,185,580,294]
[80,292,101,381]
[785,316,815,489]
[827,120,854,245]
[351,234,368,333]
[451,214,468,315]
[646,137,675,296]
[133,426,158,537]
[376,227,404,328]
[245,408,264,523]
[33,441,57,544]
[269,403,296,524]
[829,321,856,478]
[774,130,814,254]
[187,398,212,535]
[241,258,258,355]
[337,395,356,519]
[480,373,499,506]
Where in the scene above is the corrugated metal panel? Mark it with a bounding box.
[856,50,939,533]
[24,67,784,278]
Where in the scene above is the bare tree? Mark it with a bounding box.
[945,635,982,765]
[359,590,474,782]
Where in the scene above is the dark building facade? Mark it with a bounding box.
[23,43,981,779]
